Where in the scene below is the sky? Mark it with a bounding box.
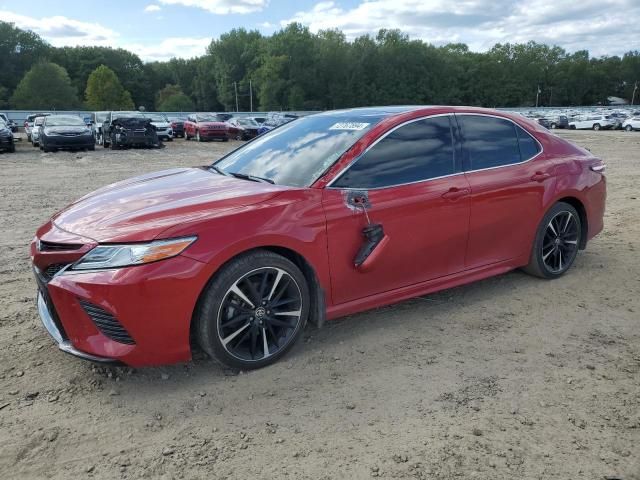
[0,0,638,62]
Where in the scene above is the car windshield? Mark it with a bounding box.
[46,115,86,126]
[113,112,145,120]
[195,114,219,122]
[238,119,259,127]
[213,114,385,187]
[148,114,168,122]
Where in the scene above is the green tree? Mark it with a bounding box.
[156,84,194,111]
[0,21,51,95]
[84,65,134,110]
[10,62,80,109]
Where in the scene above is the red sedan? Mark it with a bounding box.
[184,113,230,141]
[31,106,606,368]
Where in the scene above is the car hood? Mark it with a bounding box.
[45,126,90,134]
[52,167,284,243]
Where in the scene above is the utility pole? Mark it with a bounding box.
[549,87,553,107]
[535,85,541,108]
[632,81,639,105]
[249,80,253,112]
[234,82,239,112]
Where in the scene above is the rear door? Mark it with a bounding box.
[457,114,554,268]
[323,115,471,305]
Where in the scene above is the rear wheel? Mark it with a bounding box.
[550,123,557,129]
[109,133,119,150]
[523,202,582,279]
[593,123,601,131]
[195,250,309,370]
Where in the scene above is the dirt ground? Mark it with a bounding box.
[0,130,638,480]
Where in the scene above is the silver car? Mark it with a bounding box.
[31,116,47,147]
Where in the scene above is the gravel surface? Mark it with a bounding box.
[0,131,638,479]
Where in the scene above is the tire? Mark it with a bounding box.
[8,142,15,153]
[593,123,601,131]
[109,133,119,150]
[195,250,310,370]
[550,123,557,129]
[523,202,582,279]
[569,125,576,130]
[88,144,95,151]
[196,130,202,142]
[167,137,173,142]
[625,125,633,132]
[223,136,229,142]
[235,133,243,141]
[185,131,190,140]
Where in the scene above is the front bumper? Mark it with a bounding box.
[0,136,13,150]
[37,291,120,364]
[45,134,95,148]
[31,226,212,366]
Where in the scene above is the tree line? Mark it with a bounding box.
[1,21,639,112]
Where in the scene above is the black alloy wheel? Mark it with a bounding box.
[524,202,582,279]
[195,250,309,369]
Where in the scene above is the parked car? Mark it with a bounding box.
[39,115,95,152]
[0,120,15,153]
[622,117,640,131]
[549,115,569,129]
[31,106,606,368]
[227,118,260,140]
[145,113,173,141]
[24,113,51,141]
[184,113,230,142]
[258,112,298,135]
[91,111,110,145]
[247,116,266,125]
[102,111,162,149]
[534,117,551,129]
[0,113,18,132]
[31,115,47,147]
[569,115,615,130]
[169,117,186,138]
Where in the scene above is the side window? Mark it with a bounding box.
[516,125,541,161]
[460,115,521,170]
[332,116,455,189]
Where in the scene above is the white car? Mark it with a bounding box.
[31,116,47,147]
[145,113,173,141]
[622,117,640,132]
[569,115,615,131]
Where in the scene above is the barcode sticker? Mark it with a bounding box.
[329,122,370,131]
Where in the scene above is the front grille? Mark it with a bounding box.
[79,300,135,345]
[39,240,82,252]
[43,263,69,281]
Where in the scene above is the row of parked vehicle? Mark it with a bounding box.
[521,108,640,131]
[11,110,299,152]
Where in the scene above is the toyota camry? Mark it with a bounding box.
[31,106,606,369]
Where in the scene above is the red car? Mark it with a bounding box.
[184,113,230,142]
[31,106,606,369]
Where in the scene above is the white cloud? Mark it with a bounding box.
[126,37,211,61]
[158,0,268,15]
[282,0,640,57]
[0,10,118,47]
[144,4,162,12]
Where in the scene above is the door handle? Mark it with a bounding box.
[441,187,470,200]
[531,172,551,182]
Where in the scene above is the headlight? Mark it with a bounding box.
[70,236,197,271]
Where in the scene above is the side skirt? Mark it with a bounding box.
[325,255,529,320]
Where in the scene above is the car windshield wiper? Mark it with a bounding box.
[208,165,228,176]
[227,171,275,184]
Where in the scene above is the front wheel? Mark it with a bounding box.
[195,250,309,370]
[625,125,633,132]
[523,202,582,279]
[593,123,601,131]
[550,123,557,129]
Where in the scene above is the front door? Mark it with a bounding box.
[323,115,471,305]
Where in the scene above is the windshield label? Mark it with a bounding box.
[329,122,370,131]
